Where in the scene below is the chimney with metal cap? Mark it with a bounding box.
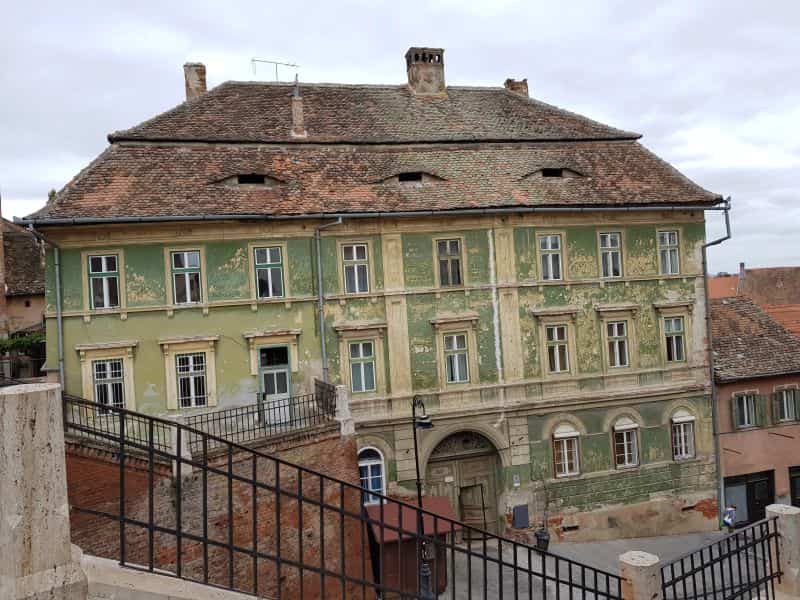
[405,47,446,95]
[183,62,207,101]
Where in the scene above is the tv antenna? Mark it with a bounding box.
[251,58,300,82]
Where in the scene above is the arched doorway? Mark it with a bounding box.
[425,432,500,534]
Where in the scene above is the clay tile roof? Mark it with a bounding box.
[27,140,721,221]
[763,305,800,338]
[109,82,640,144]
[3,220,44,296]
[711,296,800,382]
[738,267,800,306]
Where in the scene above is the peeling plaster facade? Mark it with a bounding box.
[42,210,717,540]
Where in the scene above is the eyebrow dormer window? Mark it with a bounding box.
[541,168,564,178]
[398,172,423,183]
[237,174,267,185]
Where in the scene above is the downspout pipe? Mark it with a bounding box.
[315,217,343,382]
[25,226,65,387]
[701,197,731,525]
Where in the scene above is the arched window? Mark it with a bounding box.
[613,416,639,468]
[358,447,385,505]
[671,409,696,460]
[552,423,580,477]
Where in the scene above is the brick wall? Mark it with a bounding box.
[66,428,373,599]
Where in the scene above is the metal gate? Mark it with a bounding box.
[661,517,781,600]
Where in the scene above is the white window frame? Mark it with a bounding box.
[546,324,570,373]
[613,419,639,468]
[358,447,385,505]
[607,320,629,368]
[553,424,580,477]
[342,243,370,294]
[444,332,470,383]
[599,232,622,278]
[176,352,208,408]
[539,234,563,281]
[254,246,285,299]
[349,340,376,393]
[776,388,798,422]
[734,393,757,428]
[92,358,125,413]
[671,411,696,460]
[88,254,120,309]
[658,230,680,275]
[171,250,203,305]
[664,316,686,363]
[436,238,463,287]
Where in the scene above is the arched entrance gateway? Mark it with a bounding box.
[425,432,501,534]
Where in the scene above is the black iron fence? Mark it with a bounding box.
[58,389,623,600]
[660,517,781,600]
[184,383,336,453]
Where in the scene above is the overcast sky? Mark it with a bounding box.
[2,0,798,273]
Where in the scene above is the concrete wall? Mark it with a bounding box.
[717,373,800,503]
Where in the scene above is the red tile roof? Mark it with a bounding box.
[109,82,640,145]
[738,267,800,306]
[711,296,800,382]
[763,305,800,338]
[3,220,44,296]
[708,275,738,299]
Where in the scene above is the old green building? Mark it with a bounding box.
[23,48,725,540]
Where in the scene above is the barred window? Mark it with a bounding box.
[93,359,124,412]
[176,352,207,408]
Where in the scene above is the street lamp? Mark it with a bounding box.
[411,395,434,599]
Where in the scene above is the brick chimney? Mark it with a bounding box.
[504,78,529,97]
[405,47,445,95]
[183,62,207,101]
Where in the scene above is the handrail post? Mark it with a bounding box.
[170,415,193,478]
[766,504,800,596]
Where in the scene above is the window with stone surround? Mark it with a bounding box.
[171,250,202,304]
[546,324,570,373]
[88,254,120,309]
[358,447,385,505]
[176,352,207,408]
[664,316,686,362]
[539,234,562,281]
[92,358,124,412]
[599,232,622,278]
[671,409,696,460]
[607,321,629,368]
[254,246,284,298]
[613,417,639,468]
[444,332,470,383]
[552,423,580,477]
[437,239,463,287]
[658,230,680,275]
[349,341,376,393]
[342,243,370,294]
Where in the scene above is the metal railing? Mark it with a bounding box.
[59,390,623,600]
[184,387,336,454]
[660,517,781,600]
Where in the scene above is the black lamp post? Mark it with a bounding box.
[411,395,434,599]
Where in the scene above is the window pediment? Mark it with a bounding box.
[430,312,479,330]
[530,306,580,322]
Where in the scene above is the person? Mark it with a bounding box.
[722,504,737,533]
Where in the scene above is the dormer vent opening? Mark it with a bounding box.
[398,172,423,183]
[237,174,267,185]
[541,168,564,178]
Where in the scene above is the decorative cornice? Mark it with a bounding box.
[75,340,138,352]
[332,320,388,333]
[429,312,480,329]
[242,329,302,339]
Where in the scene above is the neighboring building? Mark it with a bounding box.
[23,47,724,540]
[710,263,800,336]
[0,218,45,336]
[711,296,800,522]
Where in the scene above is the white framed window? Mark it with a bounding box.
[349,341,376,393]
[658,231,680,275]
[613,417,639,468]
[664,317,686,362]
[607,321,629,368]
[444,332,469,383]
[553,423,580,477]
[176,352,207,408]
[546,324,569,373]
[171,250,202,304]
[88,254,120,309]
[254,246,284,298]
[539,234,562,281]
[358,448,385,505]
[92,359,124,412]
[733,393,757,429]
[342,243,370,294]
[775,389,798,422]
[599,232,622,278]
[437,239,462,287]
[671,410,696,460]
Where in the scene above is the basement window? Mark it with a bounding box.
[541,168,564,178]
[237,174,267,185]
[398,172,423,183]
